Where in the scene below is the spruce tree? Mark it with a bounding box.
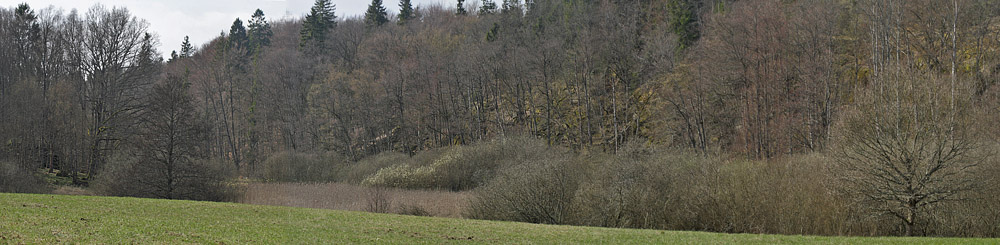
[501,0,521,15]
[456,0,467,15]
[398,0,415,25]
[479,0,498,15]
[364,0,389,29]
[300,0,337,52]
[180,36,195,57]
[13,3,40,76]
[228,18,248,51]
[248,9,273,51]
[667,0,700,49]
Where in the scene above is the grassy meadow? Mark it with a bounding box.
[1,193,997,244]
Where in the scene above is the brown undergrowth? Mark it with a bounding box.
[239,182,470,218]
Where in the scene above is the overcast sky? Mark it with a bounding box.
[4,0,448,57]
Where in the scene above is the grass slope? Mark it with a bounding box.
[0,193,994,244]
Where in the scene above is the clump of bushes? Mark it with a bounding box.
[362,136,553,191]
[336,151,410,184]
[456,138,1000,237]
[93,154,240,201]
[466,151,580,224]
[257,151,346,182]
[0,160,49,194]
[572,142,701,229]
[462,140,884,236]
[231,134,1000,237]
[361,160,439,189]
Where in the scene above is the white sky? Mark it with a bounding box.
[4,0,449,57]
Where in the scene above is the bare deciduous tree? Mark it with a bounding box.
[78,5,159,178]
[834,67,984,236]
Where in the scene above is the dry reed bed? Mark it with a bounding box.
[239,182,470,218]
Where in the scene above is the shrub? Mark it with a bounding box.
[466,150,581,224]
[94,154,240,201]
[436,136,552,191]
[366,186,392,213]
[572,142,701,229]
[337,151,409,184]
[463,140,858,235]
[0,160,49,194]
[361,162,438,189]
[362,135,553,191]
[360,147,451,189]
[257,151,346,182]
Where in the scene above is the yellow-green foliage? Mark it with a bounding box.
[336,151,409,184]
[360,136,556,191]
[362,162,440,188]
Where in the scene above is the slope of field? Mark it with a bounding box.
[0,193,993,244]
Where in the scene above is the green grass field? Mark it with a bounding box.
[0,193,994,244]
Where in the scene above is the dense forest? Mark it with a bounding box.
[3,0,1000,237]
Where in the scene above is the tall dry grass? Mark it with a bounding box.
[239,182,470,218]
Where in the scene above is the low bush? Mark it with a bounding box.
[464,141,890,236]
[94,154,240,202]
[362,136,553,191]
[0,160,49,194]
[572,142,702,229]
[336,151,409,184]
[257,151,346,182]
[347,137,1000,237]
[466,150,580,224]
[361,161,438,189]
[366,186,392,213]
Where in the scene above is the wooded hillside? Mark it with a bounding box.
[3,0,1000,237]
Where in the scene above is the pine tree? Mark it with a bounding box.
[365,0,389,29]
[501,0,521,15]
[456,0,468,15]
[667,0,700,49]
[180,36,195,57]
[13,3,40,78]
[248,9,273,52]
[228,18,248,51]
[479,0,498,15]
[398,0,415,25]
[300,0,337,52]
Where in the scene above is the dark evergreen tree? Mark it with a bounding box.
[457,0,467,15]
[365,0,389,29]
[667,0,701,49]
[524,0,535,11]
[501,0,522,15]
[228,18,248,51]
[486,22,500,42]
[398,0,415,25]
[13,3,39,79]
[479,0,498,15]
[248,9,273,52]
[300,0,336,52]
[180,36,195,57]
